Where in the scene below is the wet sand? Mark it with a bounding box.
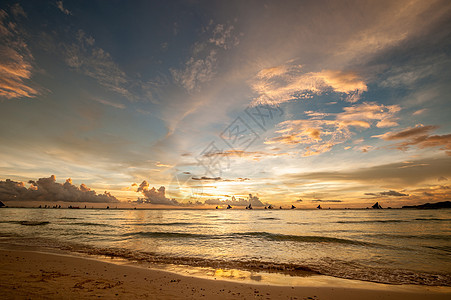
[0,249,449,299]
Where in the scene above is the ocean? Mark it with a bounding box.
[0,208,450,286]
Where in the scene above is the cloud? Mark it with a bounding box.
[136,180,179,205]
[314,70,367,103]
[374,125,438,140]
[0,175,119,203]
[332,0,449,67]
[63,30,132,98]
[365,190,409,197]
[202,149,288,161]
[0,8,38,99]
[56,1,72,15]
[171,50,217,92]
[379,53,447,89]
[265,119,352,156]
[304,111,331,119]
[413,109,427,116]
[192,176,221,181]
[10,3,26,18]
[204,194,265,207]
[171,23,240,92]
[407,185,451,204]
[209,24,240,49]
[374,125,451,155]
[191,176,250,182]
[92,97,125,109]
[354,145,373,153]
[311,199,343,203]
[336,102,401,128]
[285,157,451,187]
[250,64,367,106]
[266,102,399,156]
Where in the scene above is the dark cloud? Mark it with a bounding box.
[311,199,343,203]
[0,175,118,203]
[192,176,221,181]
[191,176,250,182]
[377,125,438,140]
[365,190,409,197]
[375,125,451,155]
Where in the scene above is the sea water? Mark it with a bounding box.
[0,208,450,286]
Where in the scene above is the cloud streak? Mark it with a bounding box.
[375,125,451,155]
[284,157,451,187]
[365,190,409,197]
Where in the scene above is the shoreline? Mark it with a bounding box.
[0,249,450,299]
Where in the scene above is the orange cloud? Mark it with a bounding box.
[250,64,367,105]
[337,102,400,127]
[0,8,38,99]
[265,119,350,156]
[266,102,400,156]
[313,70,367,103]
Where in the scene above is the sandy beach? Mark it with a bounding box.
[0,249,449,300]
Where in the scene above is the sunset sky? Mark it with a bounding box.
[1,0,450,208]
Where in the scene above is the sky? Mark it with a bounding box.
[0,0,450,208]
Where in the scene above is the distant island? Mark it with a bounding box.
[402,201,451,209]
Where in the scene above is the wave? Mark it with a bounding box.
[414,218,450,221]
[258,217,281,221]
[336,219,408,224]
[0,220,50,226]
[124,222,200,226]
[65,222,114,227]
[424,245,451,253]
[371,233,451,240]
[237,232,378,247]
[20,221,50,226]
[121,230,381,247]
[123,231,206,239]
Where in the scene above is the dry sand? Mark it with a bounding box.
[0,249,449,299]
